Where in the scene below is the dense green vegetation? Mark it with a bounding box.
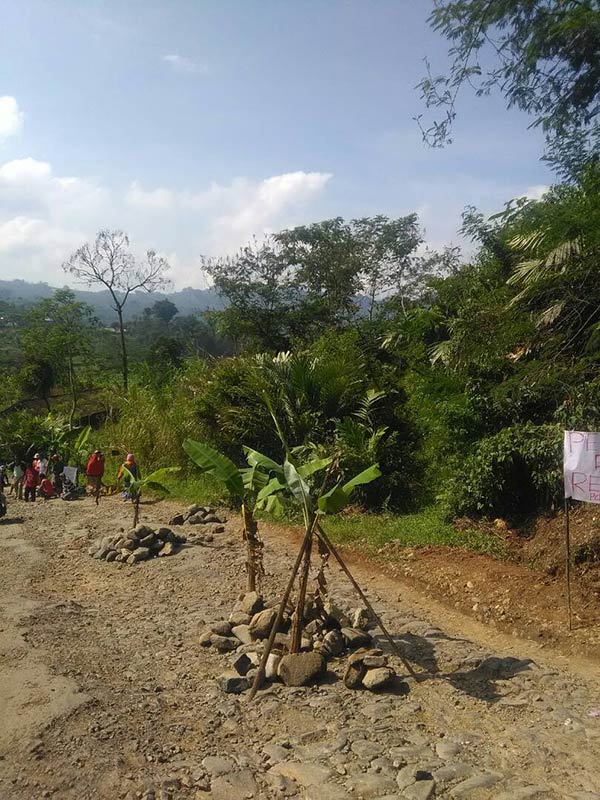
[1,0,598,553]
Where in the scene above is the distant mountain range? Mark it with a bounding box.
[0,279,225,322]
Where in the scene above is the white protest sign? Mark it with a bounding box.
[564,430,600,503]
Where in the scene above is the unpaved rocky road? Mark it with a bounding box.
[1,496,600,800]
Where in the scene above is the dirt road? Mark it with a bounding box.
[1,495,599,799]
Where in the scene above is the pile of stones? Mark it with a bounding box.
[88,524,186,565]
[169,504,226,529]
[200,590,399,694]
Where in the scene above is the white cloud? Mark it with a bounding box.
[0,96,24,142]
[125,170,333,254]
[207,171,333,252]
[0,157,333,288]
[126,181,174,210]
[0,157,107,223]
[161,54,209,75]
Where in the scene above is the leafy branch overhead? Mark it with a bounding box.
[418,0,600,174]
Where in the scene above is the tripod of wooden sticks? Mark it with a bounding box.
[248,519,419,700]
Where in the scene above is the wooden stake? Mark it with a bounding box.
[565,497,573,631]
[242,503,257,593]
[316,524,419,680]
[290,533,313,653]
[248,518,317,700]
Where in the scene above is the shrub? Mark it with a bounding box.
[442,423,563,519]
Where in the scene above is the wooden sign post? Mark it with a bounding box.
[563,430,600,630]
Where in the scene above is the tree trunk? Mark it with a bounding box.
[116,306,129,392]
[133,493,140,527]
[242,503,256,592]
[67,352,77,430]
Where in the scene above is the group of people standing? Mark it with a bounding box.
[0,450,140,505]
[3,453,65,502]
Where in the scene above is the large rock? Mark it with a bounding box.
[168,514,185,526]
[229,610,251,626]
[265,653,281,680]
[240,591,264,616]
[363,654,387,668]
[217,671,249,694]
[199,630,213,647]
[352,608,370,630]
[127,547,151,564]
[324,599,351,627]
[210,620,232,637]
[362,666,395,690]
[249,608,277,639]
[134,524,154,538]
[202,755,235,776]
[211,635,238,652]
[158,541,176,557]
[232,624,253,645]
[341,627,372,649]
[344,660,367,689]
[186,503,204,517]
[232,651,259,676]
[322,629,345,657]
[278,652,325,687]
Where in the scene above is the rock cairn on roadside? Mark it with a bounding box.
[169,504,226,529]
[88,524,186,566]
[201,590,400,694]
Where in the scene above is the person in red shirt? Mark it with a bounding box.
[38,474,54,500]
[86,451,105,505]
[24,463,39,502]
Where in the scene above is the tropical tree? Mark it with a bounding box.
[203,237,298,350]
[146,298,179,323]
[354,214,423,320]
[418,0,600,174]
[275,218,363,325]
[22,290,97,427]
[183,438,272,592]
[18,359,54,410]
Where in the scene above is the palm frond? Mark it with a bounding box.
[429,339,452,366]
[536,301,566,329]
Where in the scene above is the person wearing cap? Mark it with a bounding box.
[86,450,105,505]
[117,453,139,500]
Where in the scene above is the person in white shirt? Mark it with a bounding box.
[36,455,48,475]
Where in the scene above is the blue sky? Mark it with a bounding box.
[0,0,553,289]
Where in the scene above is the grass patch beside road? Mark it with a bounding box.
[160,476,506,559]
[321,506,507,557]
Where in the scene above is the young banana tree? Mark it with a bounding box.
[123,466,180,527]
[183,438,270,592]
[257,457,381,650]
